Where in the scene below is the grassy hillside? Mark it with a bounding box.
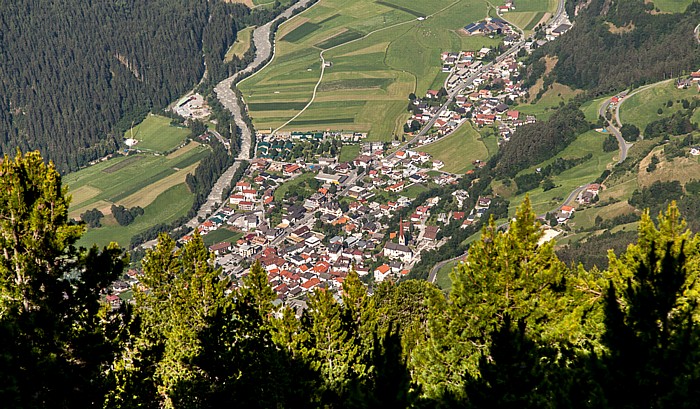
[124,114,191,152]
[620,80,700,132]
[422,123,490,174]
[225,26,254,62]
[65,140,210,247]
[503,129,614,216]
[239,0,504,140]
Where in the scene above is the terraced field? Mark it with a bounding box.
[239,0,503,140]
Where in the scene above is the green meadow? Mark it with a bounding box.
[125,114,190,153]
[225,26,254,62]
[620,80,699,132]
[422,123,490,174]
[239,0,504,140]
[649,0,695,13]
[65,137,210,247]
[504,130,615,216]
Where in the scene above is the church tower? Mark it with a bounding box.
[398,218,407,246]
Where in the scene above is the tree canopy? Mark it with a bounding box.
[3,152,700,408]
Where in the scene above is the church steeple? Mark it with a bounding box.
[398,218,406,246]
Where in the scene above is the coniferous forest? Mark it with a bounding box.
[0,0,293,173]
[3,150,700,408]
[528,0,700,95]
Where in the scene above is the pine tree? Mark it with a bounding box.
[413,197,570,398]
[600,203,700,408]
[0,150,127,406]
[107,232,227,408]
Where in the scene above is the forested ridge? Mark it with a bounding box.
[0,0,292,172]
[4,151,700,408]
[528,0,700,95]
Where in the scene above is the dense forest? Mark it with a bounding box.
[0,0,296,172]
[5,151,700,408]
[529,0,700,95]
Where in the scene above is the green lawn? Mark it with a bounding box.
[239,0,505,140]
[274,171,317,201]
[339,144,361,162]
[125,114,191,152]
[620,80,697,132]
[225,26,254,62]
[505,130,615,216]
[78,184,194,248]
[403,183,429,198]
[203,228,244,246]
[422,123,489,173]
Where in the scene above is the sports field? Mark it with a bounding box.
[422,123,489,173]
[239,0,504,140]
[620,80,699,132]
[125,114,191,152]
[225,26,254,62]
[65,141,210,248]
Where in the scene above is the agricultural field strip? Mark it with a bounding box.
[271,0,462,134]
[66,146,207,216]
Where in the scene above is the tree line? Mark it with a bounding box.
[488,103,591,177]
[0,0,305,173]
[4,151,700,407]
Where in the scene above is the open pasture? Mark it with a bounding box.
[239,0,505,140]
[64,141,210,248]
[422,123,490,174]
[620,81,699,133]
[125,114,190,153]
[505,130,614,216]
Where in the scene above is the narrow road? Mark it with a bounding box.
[598,95,631,164]
[695,23,700,44]
[393,0,567,161]
[271,0,462,134]
[182,0,317,231]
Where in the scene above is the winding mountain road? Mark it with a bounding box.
[427,184,587,283]
[598,95,631,164]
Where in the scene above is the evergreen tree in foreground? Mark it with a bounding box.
[0,151,127,407]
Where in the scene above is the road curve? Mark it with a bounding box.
[183,0,317,230]
[427,183,587,284]
[598,96,630,164]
